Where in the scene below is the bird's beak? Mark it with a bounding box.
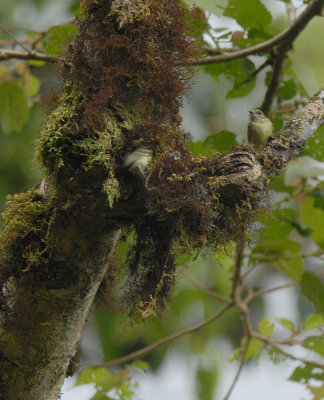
[249,110,253,115]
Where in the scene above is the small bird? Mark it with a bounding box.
[248,109,274,148]
[123,147,153,186]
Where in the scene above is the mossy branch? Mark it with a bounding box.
[0,1,323,398]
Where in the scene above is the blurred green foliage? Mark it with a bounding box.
[1,1,324,400]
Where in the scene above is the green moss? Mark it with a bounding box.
[35,82,139,207]
[0,189,52,272]
[102,177,120,208]
[109,0,151,29]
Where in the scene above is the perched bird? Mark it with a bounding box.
[123,147,153,187]
[248,109,274,148]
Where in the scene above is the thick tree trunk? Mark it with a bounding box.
[0,210,120,399]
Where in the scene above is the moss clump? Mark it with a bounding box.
[20,0,264,319]
[36,83,127,209]
[0,189,53,281]
[110,0,151,28]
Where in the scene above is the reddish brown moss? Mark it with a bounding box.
[60,0,193,130]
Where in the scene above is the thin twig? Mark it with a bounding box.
[182,272,231,303]
[231,239,244,299]
[79,303,233,368]
[270,342,324,369]
[0,38,36,46]
[246,250,323,260]
[189,0,323,66]
[261,47,289,115]
[235,59,271,89]
[223,337,251,400]
[248,327,303,346]
[241,264,258,280]
[0,48,58,62]
[0,23,30,53]
[251,281,298,299]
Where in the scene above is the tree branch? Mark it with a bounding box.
[0,23,31,53]
[235,59,270,89]
[190,0,323,66]
[261,47,289,115]
[270,342,324,369]
[0,48,58,62]
[263,87,324,169]
[251,282,298,298]
[80,303,233,368]
[223,337,251,400]
[182,271,231,303]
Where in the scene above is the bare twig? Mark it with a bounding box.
[190,0,323,66]
[223,337,251,400]
[246,250,323,261]
[182,272,231,303]
[0,48,58,62]
[0,38,36,47]
[251,282,298,299]
[261,47,289,115]
[231,239,244,299]
[0,23,30,53]
[235,58,271,89]
[0,19,75,62]
[201,45,240,56]
[79,303,233,368]
[270,342,324,369]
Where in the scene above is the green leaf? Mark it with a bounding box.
[303,125,324,162]
[204,131,238,153]
[188,131,238,156]
[24,75,41,98]
[229,337,263,362]
[303,336,324,357]
[76,368,111,385]
[290,363,324,383]
[196,367,218,400]
[96,375,123,392]
[226,58,256,98]
[132,360,149,372]
[301,198,324,247]
[203,58,257,98]
[224,0,272,31]
[226,77,255,98]
[269,170,294,194]
[278,318,294,332]
[252,209,304,279]
[185,6,210,43]
[310,181,324,210]
[277,79,298,100]
[0,81,29,134]
[28,60,46,67]
[304,313,324,330]
[308,383,324,400]
[275,257,304,281]
[258,318,275,336]
[275,208,313,238]
[183,0,229,16]
[301,272,324,313]
[44,24,78,55]
[245,338,263,361]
